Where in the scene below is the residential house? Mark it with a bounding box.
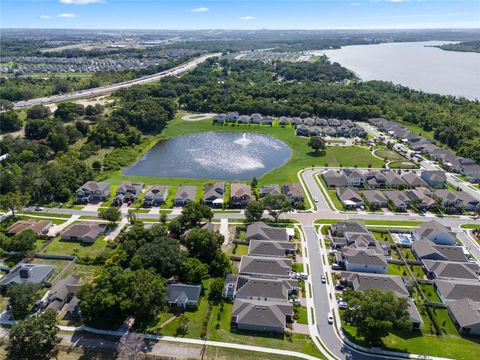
[213,114,226,124]
[383,171,407,189]
[331,221,369,237]
[411,241,467,262]
[75,181,110,203]
[337,126,351,138]
[432,189,461,212]
[231,299,293,334]
[230,183,251,208]
[0,264,55,288]
[404,188,437,211]
[308,126,322,136]
[412,221,456,245]
[174,186,196,206]
[248,240,296,258]
[448,298,480,336]
[238,115,250,124]
[261,115,274,125]
[203,182,225,207]
[315,118,328,126]
[362,190,388,209]
[384,191,410,211]
[112,181,144,206]
[61,223,103,244]
[246,222,289,242]
[6,220,52,236]
[434,279,480,303]
[226,112,239,123]
[351,127,366,138]
[461,163,480,183]
[259,184,281,198]
[339,248,387,274]
[364,171,387,189]
[278,116,291,125]
[291,117,302,126]
[336,187,364,209]
[328,118,341,127]
[421,260,478,281]
[143,186,168,207]
[45,274,80,313]
[302,117,315,126]
[234,276,298,302]
[342,169,365,187]
[421,171,447,189]
[239,256,292,278]
[281,183,305,206]
[401,172,427,188]
[250,113,263,124]
[295,125,310,136]
[323,170,348,188]
[167,283,202,308]
[455,191,480,212]
[323,126,337,137]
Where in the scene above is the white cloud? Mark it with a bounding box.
[60,0,102,4]
[57,13,77,18]
[240,16,255,21]
[190,7,209,13]
[39,15,51,19]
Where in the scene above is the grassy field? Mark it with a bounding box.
[42,236,112,258]
[375,149,406,162]
[106,117,384,187]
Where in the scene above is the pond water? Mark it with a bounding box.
[123,132,292,180]
[310,41,480,100]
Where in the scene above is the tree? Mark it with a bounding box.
[7,310,60,360]
[245,201,263,222]
[178,202,213,229]
[0,191,30,216]
[185,228,224,263]
[0,111,22,133]
[262,194,292,222]
[54,102,84,122]
[117,332,145,360]
[209,251,231,277]
[6,283,40,319]
[27,105,51,120]
[343,289,411,346]
[99,206,121,225]
[181,258,209,283]
[208,278,225,303]
[308,136,326,154]
[0,229,37,255]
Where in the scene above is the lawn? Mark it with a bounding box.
[409,265,426,279]
[41,236,112,258]
[295,306,308,325]
[204,346,308,360]
[106,117,384,187]
[58,263,99,284]
[389,160,417,169]
[418,283,441,303]
[387,264,407,276]
[375,149,406,161]
[363,220,424,226]
[31,258,72,279]
[232,244,249,256]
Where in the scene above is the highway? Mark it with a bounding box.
[11,52,222,110]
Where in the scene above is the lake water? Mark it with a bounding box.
[123,132,292,180]
[311,41,480,100]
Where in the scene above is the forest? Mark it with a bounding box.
[437,40,480,53]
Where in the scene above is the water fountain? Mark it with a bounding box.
[234,133,253,146]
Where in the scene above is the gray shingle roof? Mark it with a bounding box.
[248,240,296,257]
[167,283,202,303]
[0,263,55,287]
[246,222,289,242]
[435,279,480,302]
[422,260,478,280]
[412,241,467,262]
[235,276,297,301]
[232,299,292,329]
[342,272,409,297]
[239,256,292,278]
[448,298,480,329]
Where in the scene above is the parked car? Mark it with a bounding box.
[327,312,334,324]
[335,284,344,291]
[338,298,347,309]
[321,275,327,284]
[331,263,342,270]
[35,206,45,211]
[296,272,308,280]
[314,197,319,203]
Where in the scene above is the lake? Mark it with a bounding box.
[311,41,480,100]
[123,132,292,180]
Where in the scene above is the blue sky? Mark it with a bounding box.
[1,0,479,29]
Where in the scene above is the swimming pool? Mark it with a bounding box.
[393,233,413,245]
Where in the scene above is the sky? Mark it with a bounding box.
[1,0,479,30]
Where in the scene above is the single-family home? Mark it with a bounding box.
[412,221,456,245]
[337,126,351,138]
[278,117,291,125]
[143,186,168,207]
[230,183,251,208]
[461,164,480,183]
[448,298,480,336]
[432,189,462,212]
[226,112,239,123]
[0,264,55,288]
[383,171,407,189]
[6,220,52,236]
[259,184,281,198]
[421,260,478,281]
[331,221,369,237]
[246,222,289,242]
[342,169,365,187]
[404,188,437,211]
[401,172,427,188]
[112,181,144,205]
[455,191,480,212]
[250,113,263,124]
[340,248,387,274]
[364,171,387,188]
[411,241,467,262]
[434,279,480,303]
[336,187,364,209]
[315,118,328,126]
[238,115,251,124]
[295,125,310,136]
[203,182,225,207]
[384,191,410,211]
[323,170,348,188]
[323,126,337,137]
[362,190,388,209]
[174,186,196,206]
[234,276,298,302]
[213,114,226,124]
[302,117,315,126]
[167,283,202,308]
[76,181,110,203]
[61,223,103,244]
[421,171,447,189]
[45,274,80,313]
[239,256,292,278]
[328,118,341,127]
[281,183,305,206]
[248,240,296,258]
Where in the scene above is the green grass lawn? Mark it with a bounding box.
[41,236,112,258]
[295,306,308,325]
[58,263,99,284]
[409,265,426,279]
[399,247,415,261]
[106,117,384,187]
[31,258,72,278]
[387,264,407,276]
[232,244,249,256]
[418,283,441,303]
[20,211,72,218]
[389,160,417,169]
[363,220,424,226]
[375,149,406,161]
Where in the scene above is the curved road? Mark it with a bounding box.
[12,52,221,110]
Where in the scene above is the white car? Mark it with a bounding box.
[327,312,334,324]
[321,275,327,284]
[314,197,319,203]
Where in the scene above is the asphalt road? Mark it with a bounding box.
[11,53,221,110]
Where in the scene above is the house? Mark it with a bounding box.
[336,187,364,209]
[62,223,103,244]
[364,171,387,189]
[432,189,462,212]
[143,186,168,207]
[112,181,144,205]
[342,169,365,187]
[383,171,407,189]
[411,241,467,262]
[281,183,305,206]
[384,191,410,211]
[401,172,427,188]
[421,171,447,189]
[404,188,437,211]
[259,184,281,198]
[250,113,263,124]
[461,164,480,182]
[421,260,478,281]
[455,191,480,212]
[230,183,251,208]
[0,264,55,288]
[328,118,341,127]
[231,299,293,334]
[213,114,226,124]
[248,240,296,258]
[412,221,456,245]
[238,115,250,124]
[315,118,328,126]
[340,248,387,274]
[246,222,289,242]
[323,170,348,188]
[45,274,80,313]
[362,190,388,209]
[448,298,480,336]
[337,126,351,138]
[302,117,315,126]
[351,127,366,138]
[239,256,292,278]
[167,283,202,308]
[295,125,310,136]
[226,112,239,123]
[278,116,291,125]
[75,181,110,203]
[331,221,369,237]
[323,126,337,136]
[261,116,274,125]
[6,220,52,236]
[174,186,196,206]
[434,279,480,303]
[234,276,298,302]
[332,231,385,255]
[290,117,302,126]
[308,126,322,136]
[203,182,225,207]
